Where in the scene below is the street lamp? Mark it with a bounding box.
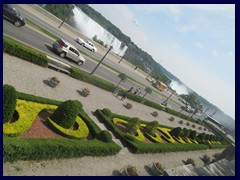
[118,55,124,63]
[90,46,113,75]
[162,90,175,105]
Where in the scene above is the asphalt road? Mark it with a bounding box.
[3,5,189,115]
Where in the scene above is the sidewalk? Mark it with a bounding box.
[3,53,223,176]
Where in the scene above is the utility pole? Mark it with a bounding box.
[90,46,113,75]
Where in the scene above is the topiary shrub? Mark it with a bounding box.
[3,84,17,123]
[97,130,112,142]
[50,100,80,129]
[189,130,197,140]
[169,127,182,138]
[144,121,159,136]
[127,117,141,134]
[181,128,190,138]
[102,108,112,116]
[74,100,83,112]
[197,133,206,140]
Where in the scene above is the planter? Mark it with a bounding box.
[151,163,164,176]
[152,111,158,117]
[120,165,139,176]
[125,103,132,109]
[48,77,60,88]
[81,88,90,97]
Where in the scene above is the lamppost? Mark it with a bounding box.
[90,46,113,75]
[58,5,73,29]
[118,54,124,63]
[162,90,175,105]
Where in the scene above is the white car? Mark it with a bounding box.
[76,37,97,52]
[52,39,86,66]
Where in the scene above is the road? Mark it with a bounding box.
[3,5,189,115]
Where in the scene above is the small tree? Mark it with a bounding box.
[113,73,127,92]
[142,87,152,99]
[197,133,206,140]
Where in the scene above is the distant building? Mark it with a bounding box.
[206,115,222,128]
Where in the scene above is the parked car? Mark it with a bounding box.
[52,39,86,66]
[3,4,26,27]
[76,37,97,52]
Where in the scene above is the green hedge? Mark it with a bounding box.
[17,91,61,105]
[95,109,209,154]
[3,36,48,67]
[3,137,121,162]
[70,67,116,92]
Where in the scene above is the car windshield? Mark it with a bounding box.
[57,39,67,47]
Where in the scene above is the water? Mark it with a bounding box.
[170,80,189,95]
[71,6,127,56]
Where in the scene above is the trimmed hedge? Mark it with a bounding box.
[3,137,121,162]
[95,109,209,154]
[97,130,113,143]
[50,100,80,129]
[3,84,17,123]
[70,67,116,92]
[169,127,182,138]
[3,36,48,67]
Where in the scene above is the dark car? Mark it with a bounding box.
[3,4,26,27]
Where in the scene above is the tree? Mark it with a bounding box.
[142,87,152,99]
[113,73,127,92]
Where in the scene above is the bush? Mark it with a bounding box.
[201,154,211,164]
[50,100,80,129]
[102,108,112,116]
[97,130,113,143]
[189,130,197,140]
[197,133,206,140]
[74,100,83,111]
[181,128,190,138]
[144,120,159,135]
[127,117,141,133]
[169,127,182,138]
[3,84,17,123]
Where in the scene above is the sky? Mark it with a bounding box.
[89,4,235,120]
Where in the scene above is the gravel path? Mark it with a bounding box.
[3,53,224,176]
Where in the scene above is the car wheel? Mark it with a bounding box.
[78,61,84,66]
[91,49,95,52]
[14,20,21,27]
[60,52,66,58]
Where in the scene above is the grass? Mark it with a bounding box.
[25,18,181,107]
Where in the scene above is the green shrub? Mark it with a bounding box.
[144,120,159,136]
[127,117,141,133]
[197,133,206,140]
[74,100,83,111]
[50,100,80,129]
[102,108,112,116]
[189,130,197,140]
[3,84,17,123]
[169,127,182,138]
[181,128,190,138]
[97,130,113,143]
